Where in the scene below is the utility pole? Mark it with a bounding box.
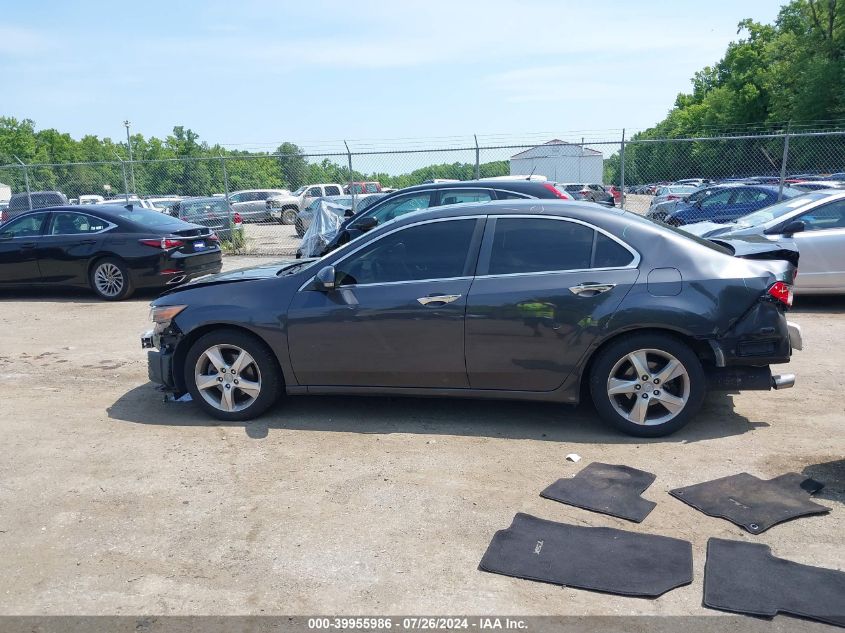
[124,120,136,194]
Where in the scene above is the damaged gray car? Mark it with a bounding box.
[142,200,801,437]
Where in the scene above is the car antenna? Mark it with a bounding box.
[526,167,536,181]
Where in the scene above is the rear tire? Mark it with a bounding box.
[184,329,282,422]
[281,208,298,225]
[588,332,705,437]
[89,257,134,301]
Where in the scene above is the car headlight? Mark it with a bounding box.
[150,304,187,326]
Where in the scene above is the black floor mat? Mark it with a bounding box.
[669,472,829,533]
[540,462,656,522]
[704,538,845,627]
[479,513,692,597]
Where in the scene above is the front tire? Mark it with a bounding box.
[184,329,283,421]
[90,257,134,300]
[281,208,298,225]
[589,332,705,437]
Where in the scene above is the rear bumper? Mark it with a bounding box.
[132,253,223,289]
[706,366,795,391]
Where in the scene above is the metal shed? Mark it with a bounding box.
[510,140,604,183]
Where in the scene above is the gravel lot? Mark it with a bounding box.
[0,255,842,621]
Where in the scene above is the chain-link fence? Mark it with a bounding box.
[3,130,845,254]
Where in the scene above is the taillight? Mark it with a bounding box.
[208,234,220,242]
[666,195,680,200]
[139,238,185,249]
[542,183,570,199]
[233,212,242,225]
[0,210,7,223]
[767,281,794,308]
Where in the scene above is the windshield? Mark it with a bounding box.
[732,191,823,228]
[292,186,308,196]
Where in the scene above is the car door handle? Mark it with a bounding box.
[79,239,97,245]
[20,242,36,250]
[569,283,616,296]
[417,294,462,306]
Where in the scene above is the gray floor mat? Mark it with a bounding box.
[669,472,829,533]
[704,538,845,627]
[540,462,657,522]
[479,513,692,597]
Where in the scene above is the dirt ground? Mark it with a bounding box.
[0,255,843,621]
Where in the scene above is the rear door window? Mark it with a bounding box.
[437,190,494,206]
[324,185,342,196]
[50,212,109,234]
[486,218,594,275]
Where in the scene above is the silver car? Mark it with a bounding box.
[228,189,290,223]
[682,190,845,294]
[648,185,699,213]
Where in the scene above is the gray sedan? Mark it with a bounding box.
[682,190,845,294]
[144,200,800,437]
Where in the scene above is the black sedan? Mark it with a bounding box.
[143,200,801,437]
[0,205,223,300]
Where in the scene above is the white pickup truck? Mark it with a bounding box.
[267,183,345,224]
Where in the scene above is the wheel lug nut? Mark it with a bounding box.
[634,385,641,390]
[653,378,660,384]
[225,384,231,389]
[234,379,239,384]
[641,375,649,381]
[642,393,649,399]
[653,390,660,396]
[217,377,223,382]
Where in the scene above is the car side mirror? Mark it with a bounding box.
[356,216,378,231]
[314,265,336,291]
[781,220,805,236]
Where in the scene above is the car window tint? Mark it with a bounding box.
[488,218,593,275]
[324,185,342,196]
[797,200,845,231]
[733,189,770,204]
[51,212,108,234]
[496,191,530,200]
[368,193,433,224]
[1,212,47,237]
[438,190,494,206]
[336,219,476,286]
[593,232,634,268]
[306,187,322,197]
[699,190,733,209]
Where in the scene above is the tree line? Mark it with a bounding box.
[604,0,845,185]
[0,119,508,198]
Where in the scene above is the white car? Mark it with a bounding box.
[266,183,345,225]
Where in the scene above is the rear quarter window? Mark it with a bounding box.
[593,232,634,268]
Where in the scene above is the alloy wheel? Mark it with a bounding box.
[606,348,690,426]
[194,344,262,413]
[94,263,125,297]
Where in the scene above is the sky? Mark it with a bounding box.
[0,0,782,153]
